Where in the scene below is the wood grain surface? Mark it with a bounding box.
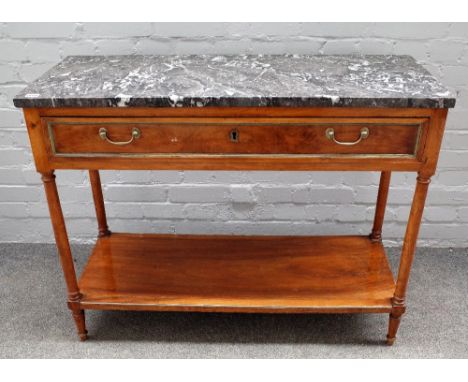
[48,118,422,156]
[79,233,395,313]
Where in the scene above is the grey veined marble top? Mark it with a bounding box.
[14,55,456,109]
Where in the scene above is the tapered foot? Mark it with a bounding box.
[386,311,403,346]
[79,333,88,342]
[72,309,88,342]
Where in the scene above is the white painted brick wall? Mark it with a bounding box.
[1,22,467,247]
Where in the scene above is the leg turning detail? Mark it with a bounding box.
[71,309,88,341]
[386,308,404,346]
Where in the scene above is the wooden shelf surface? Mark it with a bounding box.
[78,233,395,313]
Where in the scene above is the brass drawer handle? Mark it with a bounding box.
[99,127,141,145]
[325,127,369,146]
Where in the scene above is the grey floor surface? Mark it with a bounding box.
[0,242,467,358]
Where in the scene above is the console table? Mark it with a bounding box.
[14,55,455,345]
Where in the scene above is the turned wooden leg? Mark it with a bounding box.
[386,174,431,345]
[71,309,88,341]
[386,303,405,346]
[41,171,88,341]
[370,171,391,242]
[89,170,111,237]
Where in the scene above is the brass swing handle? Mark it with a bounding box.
[325,127,369,146]
[99,127,141,145]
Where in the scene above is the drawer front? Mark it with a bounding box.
[45,118,425,157]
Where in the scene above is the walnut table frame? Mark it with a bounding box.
[18,105,450,345]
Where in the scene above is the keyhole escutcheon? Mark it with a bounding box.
[230,129,239,143]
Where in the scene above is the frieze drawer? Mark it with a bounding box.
[43,117,427,157]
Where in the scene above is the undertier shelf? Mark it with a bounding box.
[78,233,395,313]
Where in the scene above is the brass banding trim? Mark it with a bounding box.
[47,119,424,159]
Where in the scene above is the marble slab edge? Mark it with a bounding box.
[13,96,456,109]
